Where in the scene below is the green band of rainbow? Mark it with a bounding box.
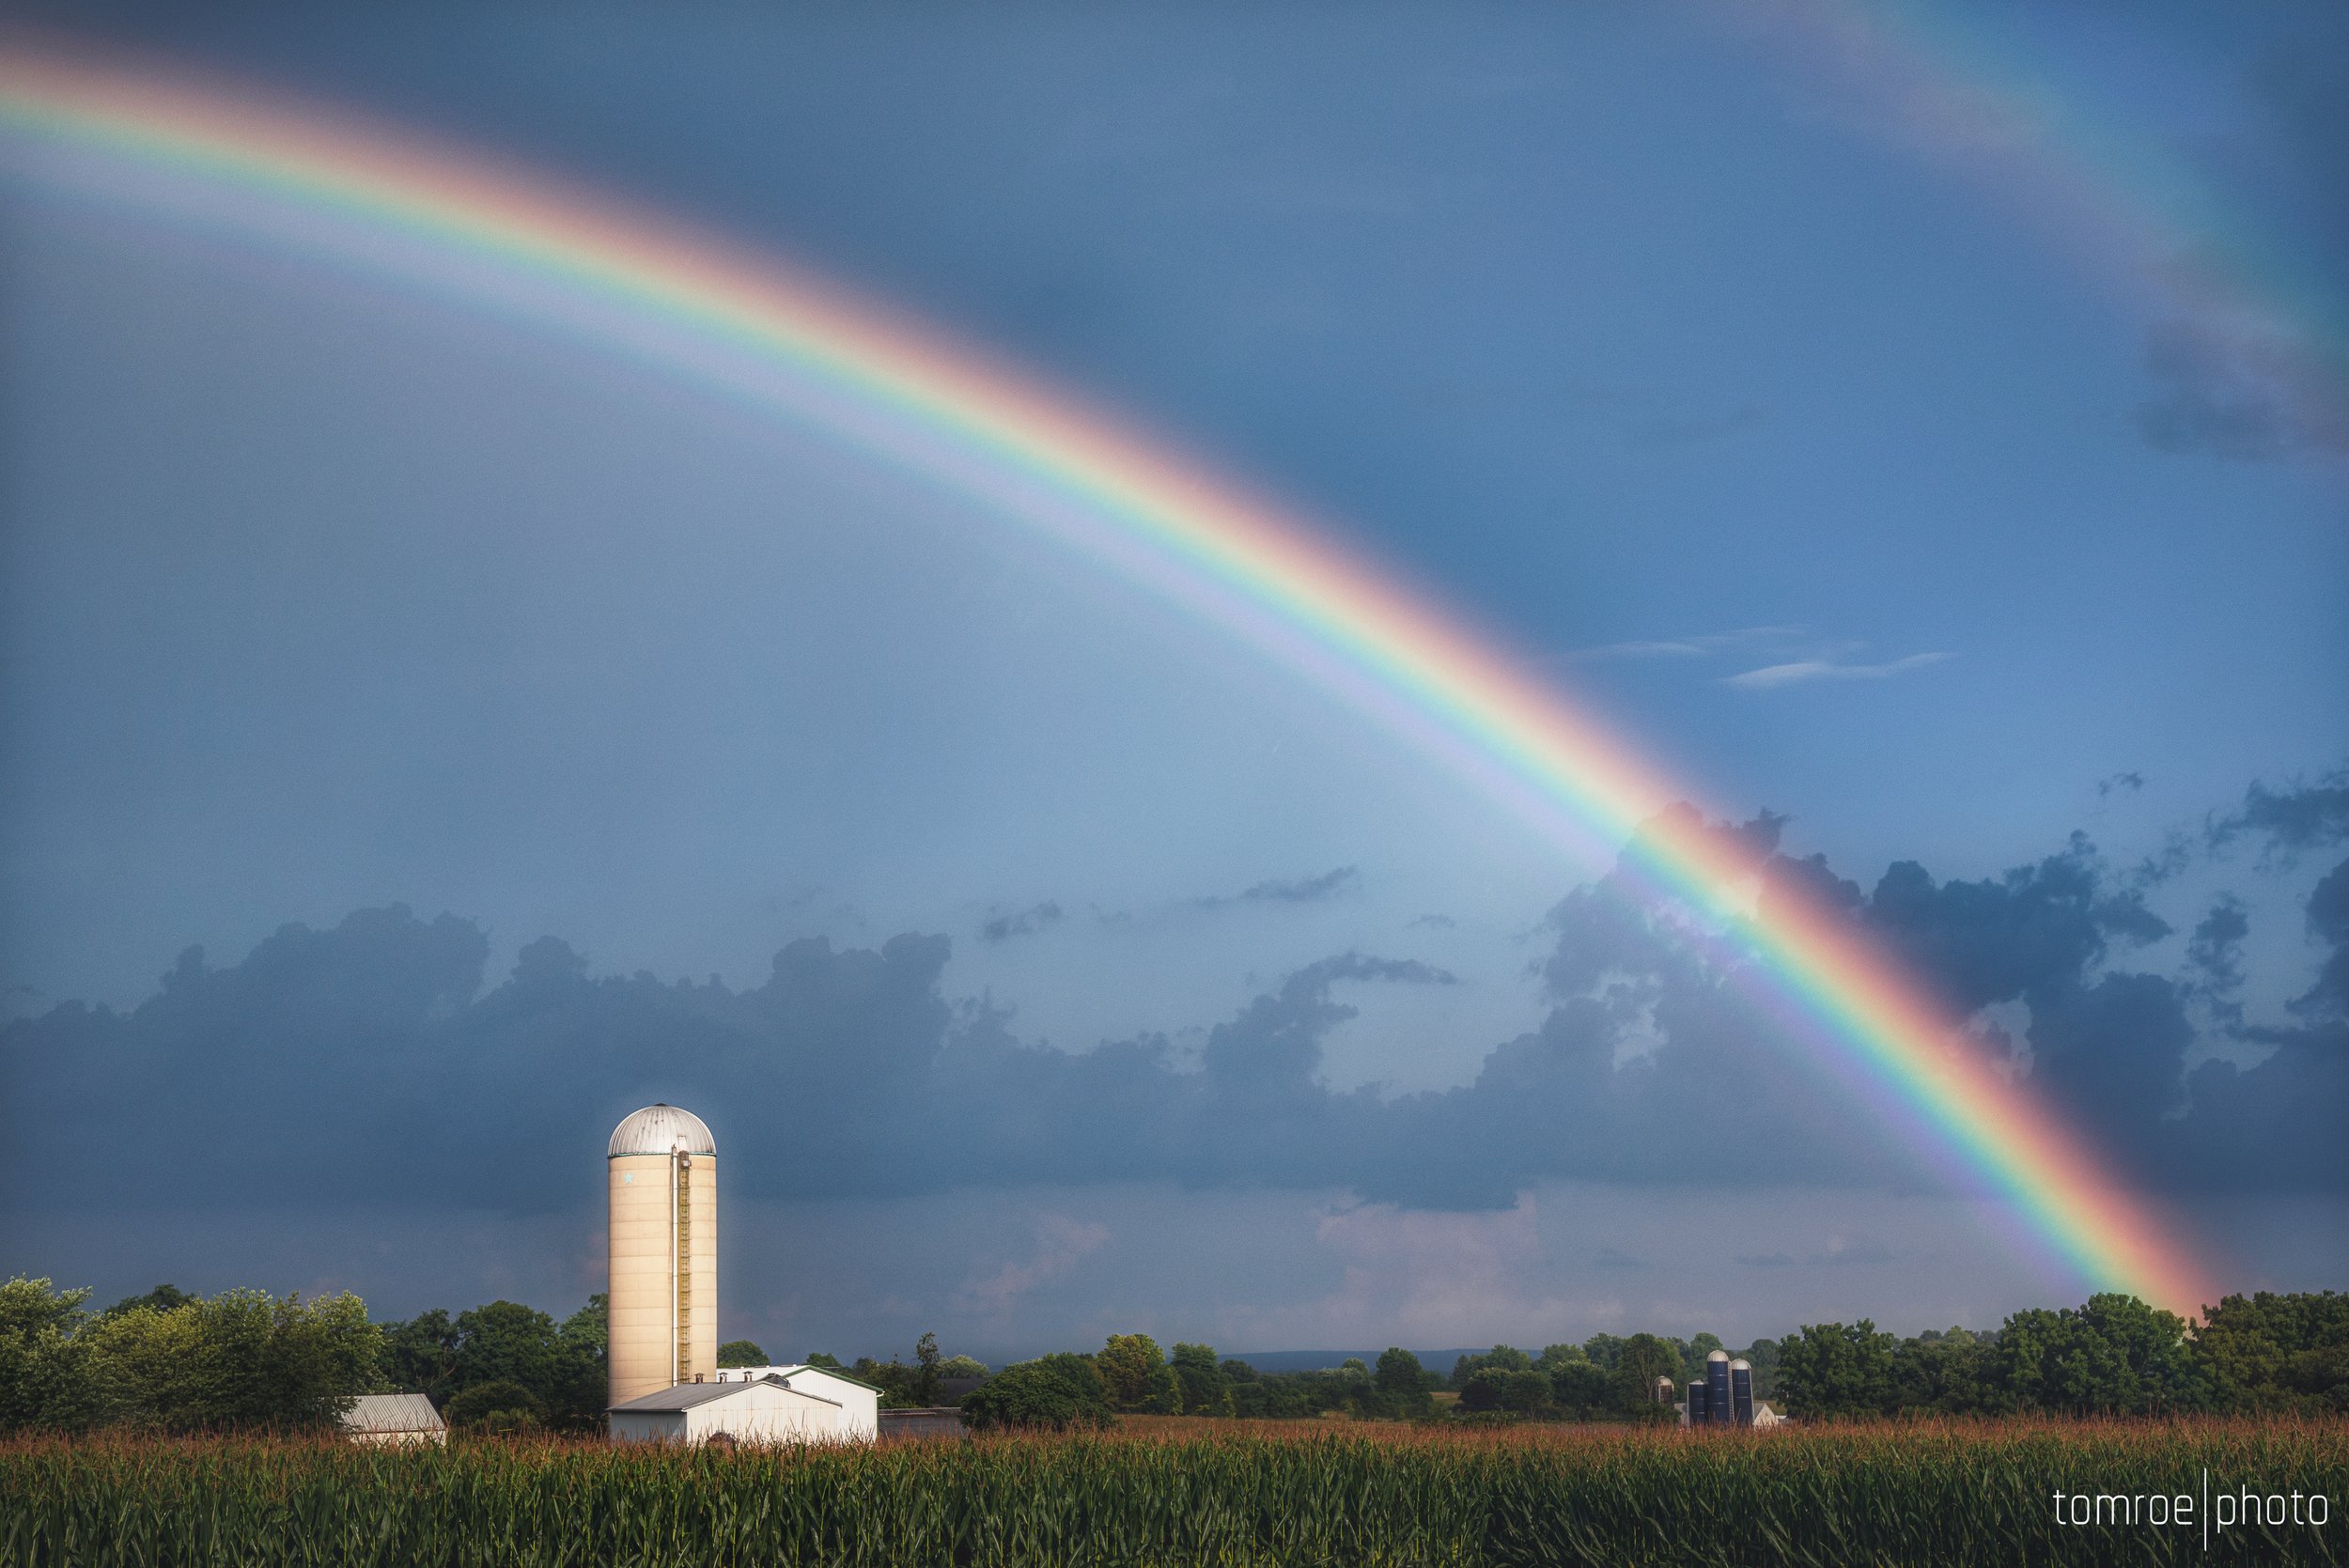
[0,44,2213,1312]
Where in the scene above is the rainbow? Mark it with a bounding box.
[0,42,2213,1311]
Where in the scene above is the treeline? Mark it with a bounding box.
[1447,1332,1780,1421]
[0,1281,377,1434]
[1780,1291,2349,1419]
[7,1273,2343,1436]
[0,1277,612,1436]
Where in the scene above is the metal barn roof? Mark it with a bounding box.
[338,1393,445,1434]
[610,1376,841,1414]
[607,1104,717,1158]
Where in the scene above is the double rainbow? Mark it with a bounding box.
[0,42,2212,1312]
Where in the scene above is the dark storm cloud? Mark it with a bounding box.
[2209,770,2349,859]
[1206,865,1361,908]
[980,901,1064,943]
[8,778,2345,1220]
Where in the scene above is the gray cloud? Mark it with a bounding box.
[980,901,1065,944]
[1196,865,1361,908]
[7,781,2343,1224]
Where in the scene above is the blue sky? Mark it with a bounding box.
[2,1,2343,1359]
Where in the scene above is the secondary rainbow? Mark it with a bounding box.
[0,44,2213,1312]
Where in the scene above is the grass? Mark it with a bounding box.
[2,1417,2342,1566]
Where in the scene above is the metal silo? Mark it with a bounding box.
[1706,1350,1731,1426]
[607,1105,718,1408]
[1686,1378,1708,1425]
[1730,1358,1754,1425]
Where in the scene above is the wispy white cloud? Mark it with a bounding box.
[1563,625,1804,663]
[1724,651,1952,691]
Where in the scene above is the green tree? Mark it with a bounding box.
[1580,1333,1627,1371]
[100,1284,193,1319]
[1375,1347,1426,1397]
[1451,1343,1532,1388]
[937,1355,990,1380]
[443,1377,549,1435]
[911,1332,942,1405]
[1461,1367,1551,1414]
[959,1353,1112,1430]
[74,1288,379,1432]
[1617,1333,1682,1412]
[0,1278,93,1433]
[1170,1343,1229,1416]
[450,1301,560,1397]
[379,1309,462,1404]
[717,1340,767,1368]
[2193,1291,2349,1413]
[1778,1321,1900,1419]
[1535,1343,1588,1374]
[1097,1333,1178,1413]
[1549,1358,1614,1418]
[1987,1295,2202,1415]
[804,1352,843,1369]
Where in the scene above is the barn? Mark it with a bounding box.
[610,1365,880,1446]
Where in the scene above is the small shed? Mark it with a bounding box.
[338,1393,447,1446]
[611,1373,870,1446]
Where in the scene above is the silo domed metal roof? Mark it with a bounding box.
[607,1104,716,1158]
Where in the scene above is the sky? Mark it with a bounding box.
[1,0,2343,1364]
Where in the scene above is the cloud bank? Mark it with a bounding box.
[5,777,2341,1222]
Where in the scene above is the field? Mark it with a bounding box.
[4,1418,2343,1567]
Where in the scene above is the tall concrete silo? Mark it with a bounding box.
[607,1105,718,1408]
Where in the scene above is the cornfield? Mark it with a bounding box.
[3,1418,2342,1567]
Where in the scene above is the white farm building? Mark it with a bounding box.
[609,1364,881,1447]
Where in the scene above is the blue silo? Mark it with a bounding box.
[1706,1351,1732,1426]
[1730,1358,1754,1425]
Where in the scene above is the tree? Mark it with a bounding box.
[1548,1358,1614,1419]
[443,1377,549,1434]
[1535,1343,1588,1374]
[2196,1290,2349,1413]
[1376,1347,1425,1397]
[1461,1367,1550,1414]
[717,1340,768,1368]
[0,1278,93,1433]
[1778,1321,1899,1420]
[380,1310,462,1405]
[71,1288,380,1432]
[805,1352,843,1369]
[101,1284,193,1319]
[450,1301,560,1397]
[959,1353,1112,1431]
[1617,1334,1682,1412]
[1451,1344,1532,1388]
[938,1356,990,1380]
[1985,1295,2201,1415]
[1170,1343,1229,1416]
[1097,1333,1179,1413]
[910,1332,942,1405]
